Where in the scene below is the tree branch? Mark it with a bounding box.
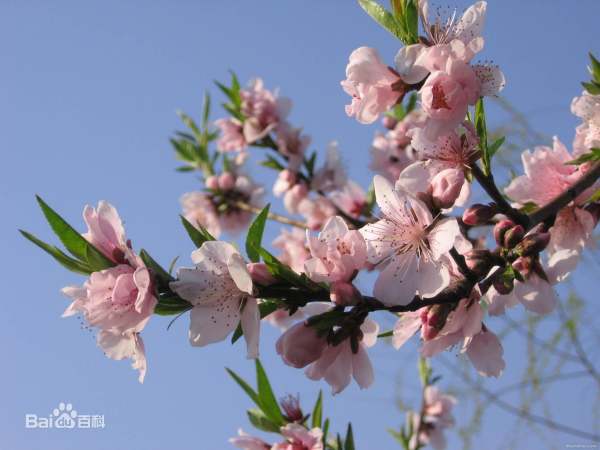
[231,200,308,229]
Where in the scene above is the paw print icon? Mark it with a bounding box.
[53,403,78,429]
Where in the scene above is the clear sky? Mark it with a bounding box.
[2,1,599,449]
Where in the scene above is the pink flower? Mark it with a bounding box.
[62,202,156,383]
[181,191,222,237]
[311,142,347,193]
[360,176,461,306]
[304,216,367,284]
[275,122,311,171]
[82,201,128,263]
[229,429,270,450]
[329,181,368,219]
[273,170,297,197]
[305,318,379,394]
[266,307,305,332]
[283,183,309,214]
[504,137,596,272]
[97,330,148,383]
[429,168,466,209]
[218,175,265,235]
[571,92,600,152]
[215,118,247,152]
[273,228,311,274]
[395,1,488,83]
[272,424,324,450]
[241,78,291,143]
[297,197,337,231]
[341,47,401,124]
[420,58,481,139]
[409,386,457,450]
[369,112,423,182]
[170,241,260,358]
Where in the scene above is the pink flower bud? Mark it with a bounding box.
[330,281,362,306]
[246,262,276,286]
[517,232,551,257]
[493,219,515,246]
[382,115,398,129]
[205,175,219,190]
[430,168,464,209]
[283,183,309,213]
[273,169,296,197]
[462,203,497,226]
[218,172,236,191]
[276,321,328,368]
[503,224,525,248]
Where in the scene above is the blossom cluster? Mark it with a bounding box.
[22,1,600,448]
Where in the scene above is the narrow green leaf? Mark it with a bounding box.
[20,230,91,275]
[154,294,192,316]
[246,408,280,433]
[589,53,600,84]
[226,368,261,406]
[139,249,173,290]
[255,359,285,425]
[344,423,355,450]
[358,0,405,41]
[322,418,330,447]
[35,196,114,270]
[202,92,211,128]
[180,215,215,248]
[566,148,600,165]
[377,329,393,338]
[246,204,270,262]
[474,98,490,175]
[488,136,505,158]
[311,390,323,429]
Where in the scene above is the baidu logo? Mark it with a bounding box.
[25,402,105,429]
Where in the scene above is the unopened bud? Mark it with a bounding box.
[421,303,454,340]
[382,115,398,130]
[493,219,515,246]
[493,275,514,295]
[462,203,497,226]
[218,172,236,191]
[430,168,464,210]
[205,175,219,190]
[465,249,494,276]
[247,262,276,286]
[516,232,551,257]
[503,225,525,248]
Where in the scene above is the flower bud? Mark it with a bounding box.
[283,183,308,214]
[247,262,276,286]
[421,303,453,340]
[273,169,296,197]
[280,394,304,422]
[464,249,494,276]
[493,219,515,246]
[382,115,398,130]
[430,168,464,210]
[462,203,497,226]
[493,275,514,295]
[205,175,219,190]
[218,172,236,191]
[276,322,328,368]
[516,232,551,257]
[503,224,525,248]
[330,281,362,306]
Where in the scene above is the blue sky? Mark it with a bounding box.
[2,1,599,449]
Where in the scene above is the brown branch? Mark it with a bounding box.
[231,200,308,229]
[471,163,529,226]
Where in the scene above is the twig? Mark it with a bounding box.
[439,356,600,442]
[471,164,529,226]
[231,200,308,229]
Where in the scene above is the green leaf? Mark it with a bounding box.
[488,136,505,158]
[35,196,114,271]
[139,249,174,290]
[255,359,285,426]
[322,418,330,447]
[401,0,419,44]
[589,53,600,84]
[154,295,192,316]
[377,329,393,338]
[311,390,323,429]
[231,301,278,343]
[586,188,600,203]
[581,81,600,95]
[405,92,417,113]
[344,423,355,450]
[358,0,404,41]
[566,147,600,165]
[246,204,270,262]
[261,156,286,171]
[247,408,280,433]
[180,215,215,248]
[226,368,261,406]
[201,92,211,128]
[474,98,490,175]
[20,230,91,275]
